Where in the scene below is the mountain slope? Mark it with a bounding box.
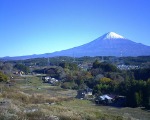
[49,32,150,57]
[1,32,150,60]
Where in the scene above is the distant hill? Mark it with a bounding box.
[1,32,150,60]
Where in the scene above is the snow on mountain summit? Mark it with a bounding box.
[104,32,124,39]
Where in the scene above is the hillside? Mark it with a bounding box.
[0,76,150,120]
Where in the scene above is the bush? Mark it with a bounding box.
[0,71,8,82]
[61,82,78,89]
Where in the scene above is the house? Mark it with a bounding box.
[113,96,126,107]
[14,71,24,76]
[117,64,140,70]
[76,88,93,99]
[78,63,93,71]
[85,88,93,95]
[95,94,126,107]
[42,76,51,82]
[49,78,58,84]
[76,90,86,99]
[95,94,115,105]
[42,76,58,85]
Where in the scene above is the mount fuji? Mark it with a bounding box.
[48,32,150,57]
[1,32,150,60]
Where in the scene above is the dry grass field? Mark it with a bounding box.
[0,76,149,120]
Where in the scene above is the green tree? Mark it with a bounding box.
[93,60,100,68]
[0,71,8,82]
[14,64,30,74]
[99,63,118,72]
[145,79,150,108]
[134,91,142,106]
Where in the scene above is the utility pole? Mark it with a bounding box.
[48,57,50,66]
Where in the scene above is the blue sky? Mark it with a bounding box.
[0,0,150,57]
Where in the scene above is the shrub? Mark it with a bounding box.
[0,71,8,82]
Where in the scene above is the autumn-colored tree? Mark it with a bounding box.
[100,77,112,84]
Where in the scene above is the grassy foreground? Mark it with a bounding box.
[0,76,149,120]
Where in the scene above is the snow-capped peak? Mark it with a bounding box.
[104,32,124,39]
